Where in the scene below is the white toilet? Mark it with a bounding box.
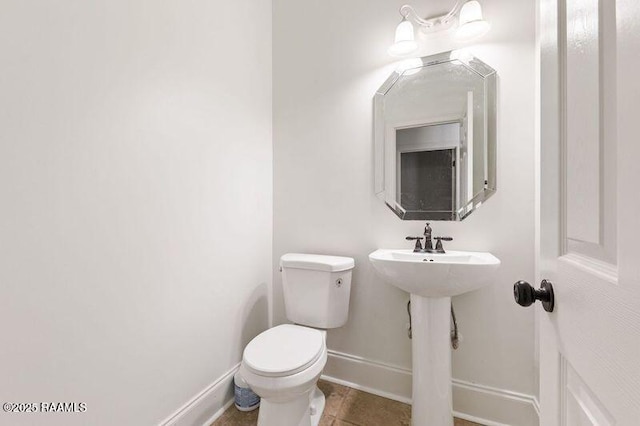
[239,253,355,426]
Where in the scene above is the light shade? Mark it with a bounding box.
[456,0,490,41]
[388,18,418,57]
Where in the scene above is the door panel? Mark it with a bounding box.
[563,0,617,264]
[565,0,601,246]
[563,359,614,426]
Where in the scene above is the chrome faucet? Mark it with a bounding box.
[406,223,453,254]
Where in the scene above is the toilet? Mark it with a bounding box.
[239,253,355,426]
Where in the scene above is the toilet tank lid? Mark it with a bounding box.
[280,253,355,272]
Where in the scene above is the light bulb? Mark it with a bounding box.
[458,0,483,25]
[456,0,491,41]
[388,18,418,57]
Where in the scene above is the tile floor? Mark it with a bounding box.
[211,380,482,426]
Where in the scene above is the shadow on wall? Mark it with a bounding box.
[238,282,270,358]
[190,283,269,426]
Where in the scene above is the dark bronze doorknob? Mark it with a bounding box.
[513,279,555,312]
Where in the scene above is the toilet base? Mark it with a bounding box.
[257,385,325,426]
[309,386,326,426]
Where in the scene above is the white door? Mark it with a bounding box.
[536,0,640,424]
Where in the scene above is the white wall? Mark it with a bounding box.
[273,0,537,424]
[0,1,271,425]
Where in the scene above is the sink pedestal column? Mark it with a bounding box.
[410,294,453,426]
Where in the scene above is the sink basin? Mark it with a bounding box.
[369,249,500,297]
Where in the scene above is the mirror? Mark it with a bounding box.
[374,51,497,220]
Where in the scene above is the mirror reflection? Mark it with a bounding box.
[374,51,497,221]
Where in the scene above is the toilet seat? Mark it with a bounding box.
[243,324,324,378]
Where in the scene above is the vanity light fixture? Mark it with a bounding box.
[388,0,491,57]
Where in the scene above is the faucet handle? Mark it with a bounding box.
[406,236,424,252]
[433,237,453,252]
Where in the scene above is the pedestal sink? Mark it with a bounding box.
[369,249,500,426]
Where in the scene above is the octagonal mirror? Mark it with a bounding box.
[374,51,497,221]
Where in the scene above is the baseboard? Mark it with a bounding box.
[323,349,413,403]
[323,349,539,426]
[452,411,512,426]
[320,374,413,405]
[452,379,539,426]
[158,363,239,426]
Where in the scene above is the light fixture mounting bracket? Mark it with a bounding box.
[399,2,461,34]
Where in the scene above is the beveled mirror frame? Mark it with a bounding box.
[374,51,497,221]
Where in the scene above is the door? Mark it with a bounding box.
[537,0,640,424]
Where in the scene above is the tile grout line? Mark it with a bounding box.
[333,387,350,423]
[334,387,350,424]
[336,388,363,426]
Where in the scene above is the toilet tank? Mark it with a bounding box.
[280,253,355,329]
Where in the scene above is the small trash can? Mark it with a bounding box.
[234,371,260,412]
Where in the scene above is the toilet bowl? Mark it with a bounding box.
[240,324,327,426]
[240,254,355,426]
